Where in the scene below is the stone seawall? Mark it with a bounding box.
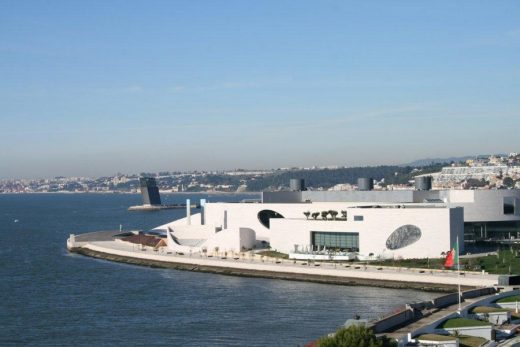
[70,247,465,292]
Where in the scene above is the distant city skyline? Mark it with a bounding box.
[1,1,519,179]
[1,152,516,181]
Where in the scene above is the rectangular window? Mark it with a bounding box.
[354,215,364,221]
[311,231,359,251]
[504,197,516,215]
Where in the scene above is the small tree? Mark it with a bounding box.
[303,211,311,220]
[317,325,394,347]
[329,210,338,220]
[321,211,329,220]
[311,212,320,220]
[503,176,514,188]
[341,210,347,220]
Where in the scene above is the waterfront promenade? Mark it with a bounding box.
[68,231,498,291]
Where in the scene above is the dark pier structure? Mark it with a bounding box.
[129,176,199,211]
[139,177,162,206]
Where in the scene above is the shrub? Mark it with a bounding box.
[316,325,395,347]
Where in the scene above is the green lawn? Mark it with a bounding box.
[415,334,456,342]
[259,245,520,275]
[369,246,520,275]
[437,318,491,329]
[496,295,520,303]
[470,306,510,313]
[458,335,488,347]
[475,248,520,274]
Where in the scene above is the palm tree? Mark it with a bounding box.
[321,211,329,220]
[303,211,311,220]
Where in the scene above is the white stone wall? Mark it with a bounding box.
[203,203,461,259]
[155,213,203,230]
[496,301,520,310]
[444,189,520,222]
[158,202,462,259]
[471,312,510,325]
[203,202,368,240]
[269,207,459,259]
[414,337,458,347]
[201,227,255,253]
[167,224,216,239]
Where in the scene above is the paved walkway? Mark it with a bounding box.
[498,335,520,346]
[385,293,497,340]
[74,230,121,242]
[67,229,499,288]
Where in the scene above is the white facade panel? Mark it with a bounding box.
[200,202,462,259]
[269,207,461,259]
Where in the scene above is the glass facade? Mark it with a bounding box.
[311,231,359,251]
[464,221,520,241]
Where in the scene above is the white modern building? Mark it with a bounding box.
[156,200,464,260]
[151,176,520,260]
[263,185,520,241]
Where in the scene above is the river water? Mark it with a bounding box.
[0,193,438,346]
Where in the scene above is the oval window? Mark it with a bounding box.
[257,210,284,229]
[386,225,422,250]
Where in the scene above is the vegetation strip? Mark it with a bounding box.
[365,246,520,275]
[416,334,456,341]
[470,306,510,313]
[437,318,491,329]
[496,295,520,303]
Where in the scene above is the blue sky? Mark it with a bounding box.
[1,1,519,178]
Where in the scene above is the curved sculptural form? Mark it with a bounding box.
[386,225,422,250]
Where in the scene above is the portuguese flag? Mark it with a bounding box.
[444,242,459,268]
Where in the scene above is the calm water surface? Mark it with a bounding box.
[0,193,439,346]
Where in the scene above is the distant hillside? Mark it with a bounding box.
[404,157,471,167]
[405,154,507,167]
[245,163,445,191]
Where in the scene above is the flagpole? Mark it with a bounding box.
[457,235,461,312]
